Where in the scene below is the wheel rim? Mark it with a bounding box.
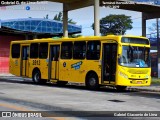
[89,78,96,86]
[34,72,40,82]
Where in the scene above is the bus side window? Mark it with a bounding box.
[30,43,38,58]
[11,44,20,58]
[86,41,100,60]
[73,41,86,59]
[39,43,48,59]
[61,42,73,59]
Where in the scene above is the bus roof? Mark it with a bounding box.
[10,35,148,44]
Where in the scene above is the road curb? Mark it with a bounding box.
[0,74,14,77]
[0,75,160,92]
[128,87,160,92]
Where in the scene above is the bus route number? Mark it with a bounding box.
[32,60,40,65]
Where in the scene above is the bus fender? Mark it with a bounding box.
[32,67,40,76]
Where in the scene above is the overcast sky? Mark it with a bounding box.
[0,1,157,36]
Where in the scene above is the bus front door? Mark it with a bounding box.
[21,46,29,77]
[102,43,117,83]
[49,45,60,80]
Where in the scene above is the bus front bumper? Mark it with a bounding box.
[116,75,151,86]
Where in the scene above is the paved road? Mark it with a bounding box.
[0,76,160,120]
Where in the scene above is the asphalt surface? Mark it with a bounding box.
[0,76,160,120]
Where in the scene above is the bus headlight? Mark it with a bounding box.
[119,71,128,79]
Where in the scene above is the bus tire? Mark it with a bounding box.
[32,69,44,84]
[116,86,127,91]
[57,81,68,86]
[86,73,99,90]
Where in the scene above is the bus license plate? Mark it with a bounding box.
[137,81,142,84]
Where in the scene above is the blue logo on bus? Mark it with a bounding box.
[71,61,83,70]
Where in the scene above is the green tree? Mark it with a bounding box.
[68,18,76,24]
[53,12,62,21]
[92,14,133,35]
[69,34,82,38]
[53,12,76,24]
[44,14,49,19]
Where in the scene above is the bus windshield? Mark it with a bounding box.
[118,45,150,68]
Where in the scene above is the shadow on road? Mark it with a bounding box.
[0,76,138,93]
[2,76,160,100]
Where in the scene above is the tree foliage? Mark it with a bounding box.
[92,14,133,35]
[69,34,82,38]
[44,14,49,19]
[53,12,76,24]
[53,12,62,21]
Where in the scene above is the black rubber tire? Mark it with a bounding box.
[86,74,99,90]
[116,86,127,91]
[32,70,43,84]
[57,81,68,86]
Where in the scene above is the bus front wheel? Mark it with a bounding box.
[86,74,99,90]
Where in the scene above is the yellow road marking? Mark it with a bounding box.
[0,103,28,111]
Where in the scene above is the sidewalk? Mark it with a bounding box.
[0,74,160,92]
[129,85,160,92]
[0,73,14,77]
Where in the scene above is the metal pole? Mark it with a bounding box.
[94,0,100,36]
[142,13,146,37]
[63,3,68,37]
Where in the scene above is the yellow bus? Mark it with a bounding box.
[9,35,151,90]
